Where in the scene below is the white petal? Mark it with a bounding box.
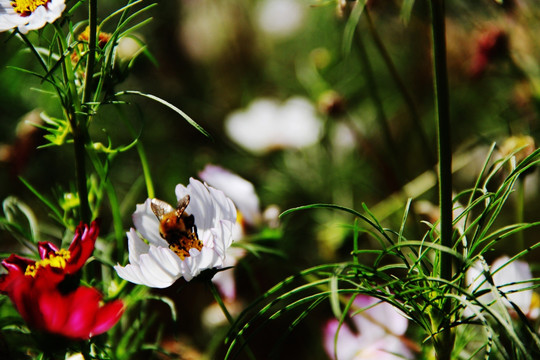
[137,251,179,287]
[0,0,67,34]
[180,179,215,230]
[198,165,261,226]
[492,256,533,312]
[127,228,149,265]
[132,199,168,247]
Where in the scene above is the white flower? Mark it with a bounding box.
[114,178,237,288]
[323,296,413,360]
[0,0,65,34]
[199,164,261,227]
[465,256,538,319]
[225,97,323,155]
[255,0,305,39]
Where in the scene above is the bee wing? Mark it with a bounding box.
[175,195,190,216]
[150,198,176,220]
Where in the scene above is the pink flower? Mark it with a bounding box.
[323,296,413,360]
[0,221,124,339]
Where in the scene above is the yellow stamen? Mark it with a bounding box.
[169,238,203,260]
[10,0,50,16]
[25,249,71,277]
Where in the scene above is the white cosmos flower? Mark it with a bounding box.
[225,97,323,155]
[0,0,66,34]
[114,178,237,288]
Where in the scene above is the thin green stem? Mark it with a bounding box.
[55,23,91,224]
[82,0,97,107]
[430,0,454,359]
[208,280,234,324]
[207,281,256,360]
[516,178,525,250]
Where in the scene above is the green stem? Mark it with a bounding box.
[82,0,97,107]
[208,280,234,324]
[516,178,525,250]
[430,0,454,359]
[55,23,91,224]
[207,281,256,360]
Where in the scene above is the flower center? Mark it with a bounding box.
[168,234,203,260]
[25,249,71,277]
[10,0,50,16]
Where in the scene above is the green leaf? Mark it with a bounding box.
[115,90,212,139]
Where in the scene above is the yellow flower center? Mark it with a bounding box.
[10,0,50,16]
[25,249,71,277]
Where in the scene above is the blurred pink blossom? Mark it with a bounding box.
[323,295,413,360]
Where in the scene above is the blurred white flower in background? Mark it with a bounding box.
[322,295,413,360]
[225,97,323,155]
[465,255,539,319]
[199,164,261,227]
[255,0,306,39]
[114,179,237,288]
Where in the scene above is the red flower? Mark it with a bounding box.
[0,221,125,340]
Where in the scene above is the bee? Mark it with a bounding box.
[150,195,202,260]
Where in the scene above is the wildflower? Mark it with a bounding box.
[0,0,66,34]
[465,255,539,319]
[114,178,237,287]
[0,222,124,339]
[225,97,323,155]
[323,295,413,360]
[2,221,98,286]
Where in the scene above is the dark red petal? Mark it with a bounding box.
[91,299,125,336]
[38,241,59,259]
[66,221,99,273]
[1,254,34,273]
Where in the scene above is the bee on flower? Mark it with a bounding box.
[114,178,237,288]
